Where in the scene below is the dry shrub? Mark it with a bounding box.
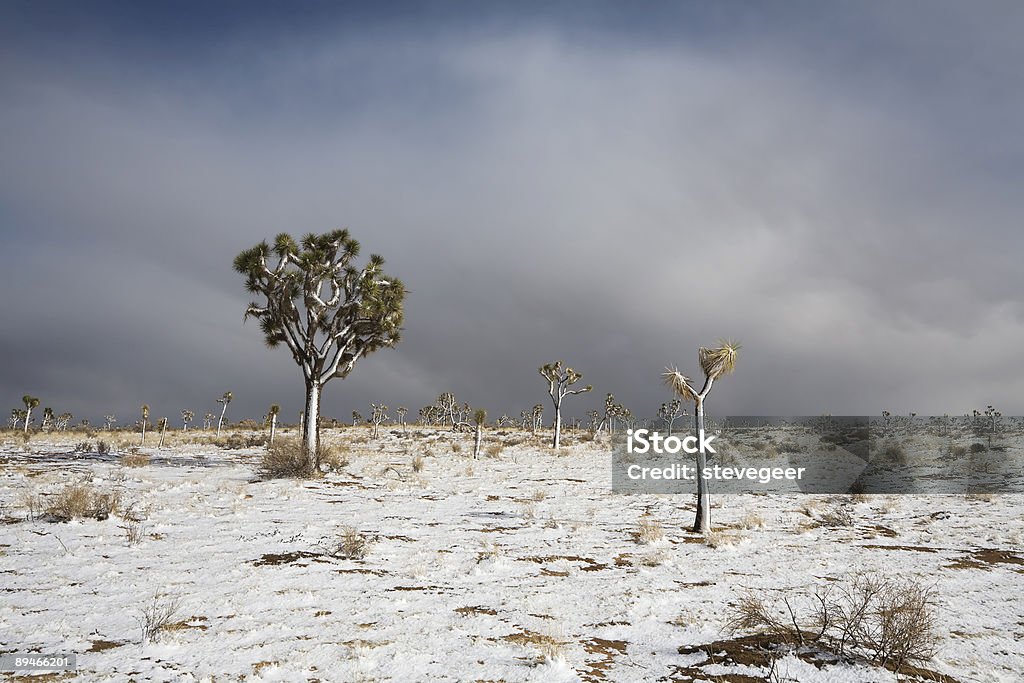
[332,526,369,559]
[949,444,968,458]
[48,483,122,521]
[486,443,505,458]
[120,450,151,468]
[883,443,908,465]
[411,454,425,473]
[258,438,346,478]
[217,432,266,450]
[705,530,742,548]
[636,515,665,544]
[815,505,855,528]
[738,511,765,530]
[137,595,182,643]
[726,573,939,671]
[451,441,463,454]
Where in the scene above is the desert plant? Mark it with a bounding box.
[332,526,370,559]
[235,230,405,471]
[370,403,387,438]
[121,450,151,468]
[139,404,149,445]
[258,437,344,478]
[157,417,168,448]
[215,391,232,437]
[40,407,54,432]
[657,398,686,436]
[181,409,194,431]
[22,395,39,433]
[411,453,425,473]
[539,361,592,449]
[664,339,741,534]
[637,515,665,544]
[473,408,486,459]
[267,404,280,445]
[137,595,182,643]
[104,414,117,430]
[396,406,408,432]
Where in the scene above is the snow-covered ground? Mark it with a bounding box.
[1,429,1021,682]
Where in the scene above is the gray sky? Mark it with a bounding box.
[2,2,1023,426]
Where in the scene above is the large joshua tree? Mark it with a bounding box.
[539,361,592,449]
[234,229,405,471]
[663,340,740,535]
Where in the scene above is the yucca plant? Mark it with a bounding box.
[22,395,39,434]
[664,339,740,534]
[370,403,388,438]
[473,408,487,459]
[539,361,592,449]
[157,417,168,448]
[235,229,405,472]
[267,404,280,446]
[181,409,194,431]
[215,391,233,437]
[140,404,150,445]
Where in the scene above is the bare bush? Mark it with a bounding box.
[411,454,425,473]
[123,518,146,545]
[486,443,505,458]
[120,450,151,468]
[331,526,370,559]
[258,438,346,478]
[48,483,121,521]
[726,573,940,671]
[137,595,182,643]
[636,515,665,544]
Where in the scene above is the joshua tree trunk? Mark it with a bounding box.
[303,382,321,471]
[140,422,146,446]
[217,404,228,437]
[552,408,562,449]
[269,413,277,446]
[474,422,483,459]
[693,393,711,534]
[23,406,31,434]
[159,420,167,448]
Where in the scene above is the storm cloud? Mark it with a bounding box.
[2,2,1023,426]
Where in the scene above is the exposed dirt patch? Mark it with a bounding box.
[946,549,1024,571]
[521,555,609,571]
[579,637,627,682]
[252,550,322,566]
[455,605,498,616]
[861,544,940,553]
[88,639,125,652]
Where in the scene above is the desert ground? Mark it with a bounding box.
[1,425,1021,682]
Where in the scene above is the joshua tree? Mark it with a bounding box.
[235,230,404,472]
[21,395,39,434]
[10,409,26,430]
[539,361,592,450]
[56,412,73,431]
[40,407,54,432]
[473,408,487,459]
[104,414,117,431]
[140,404,150,445]
[267,404,280,445]
[370,403,388,439]
[396,406,408,432]
[158,417,169,448]
[181,409,194,431]
[531,404,544,433]
[216,391,233,437]
[657,398,685,436]
[351,411,363,427]
[663,339,740,535]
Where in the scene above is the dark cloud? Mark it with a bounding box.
[2,3,1023,427]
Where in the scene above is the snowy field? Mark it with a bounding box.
[1,429,1022,682]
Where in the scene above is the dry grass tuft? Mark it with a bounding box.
[48,483,122,521]
[411,454,425,473]
[332,526,370,560]
[137,595,182,643]
[120,450,151,468]
[258,438,348,478]
[636,515,665,544]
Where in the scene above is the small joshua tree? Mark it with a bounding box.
[539,361,593,450]
[370,403,388,439]
[104,414,117,431]
[56,412,73,431]
[396,406,408,432]
[203,412,214,430]
[664,340,740,535]
[657,398,686,436]
[352,411,363,427]
[531,404,544,433]
[158,417,168,448]
[235,229,405,472]
[216,391,233,437]
[8,409,22,430]
[22,395,39,434]
[181,409,194,431]
[140,404,150,445]
[41,407,54,432]
[267,404,280,445]
[473,408,487,459]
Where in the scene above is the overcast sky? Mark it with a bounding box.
[2,1,1023,426]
